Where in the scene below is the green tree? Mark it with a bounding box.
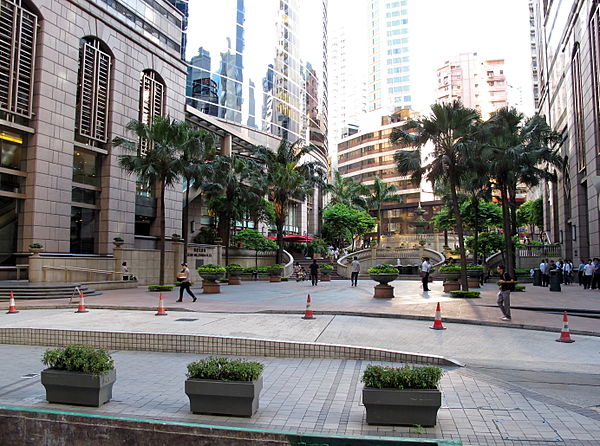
[465,232,504,260]
[392,101,480,290]
[517,198,544,238]
[233,228,278,270]
[325,171,368,210]
[366,176,401,243]
[113,116,192,285]
[250,140,325,263]
[322,203,376,248]
[482,108,561,275]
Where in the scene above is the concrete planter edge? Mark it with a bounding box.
[362,387,441,426]
[185,376,263,417]
[41,368,116,407]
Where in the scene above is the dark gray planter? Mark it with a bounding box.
[363,387,441,426]
[41,368,116,407]
[185,376,263,417]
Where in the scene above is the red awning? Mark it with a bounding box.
[267,235,314,242]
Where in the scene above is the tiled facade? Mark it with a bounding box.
[0,0,186,265]
[533,0,600,259]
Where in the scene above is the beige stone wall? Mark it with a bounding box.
[28,255,117,283]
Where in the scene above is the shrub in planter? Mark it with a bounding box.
[367,264,399,284]
[268,264,284,275]
[197,264,226,282]
[219,278,230,283]
[514,284,526,292]
[226,264,244,275]
[41,345,116,407]
[281,277,289,282]
[148,284,175,292]
[449,290,481,298]
[113,237,124,242]
[319,264,334,272]
[185,356,264,417]
[362,365,443,426]
[29,242,43,249]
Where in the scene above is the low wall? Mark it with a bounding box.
[28,256,117,283]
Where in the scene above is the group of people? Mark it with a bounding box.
[537,259,574,286]
[578,258,600,289]
[293,260,323,286]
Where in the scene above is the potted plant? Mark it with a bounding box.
[319,264,334,281]
[449,290,481,298]
[40,345,116,407]
[465,264,483,288]
[185,356,264,417]
[268,264,284,282]
[28,242,44,255]
[113,237,124,247]
[368,264,399,298]
[226,264,244,285]
[171,233,182,241]
[197,264,226,293]
[362,364,443,426]
[435,265,461,292]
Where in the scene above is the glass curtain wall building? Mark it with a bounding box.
[185,0,328,156]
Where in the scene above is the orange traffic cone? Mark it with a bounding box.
[430,302,446,330]
[6,291,19,314]
[155,293,168,316]
[302,294,315,319]
[75,289,89,313]
[556,311,575,343]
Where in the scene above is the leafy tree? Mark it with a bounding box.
[517,198,543,237]
[366,176,401,243]
[465,232,504,260]
[322,203,376,248]
[250,140,325,263]
[113,117,193,285]
[233,229,278,270]
[325,171,368,210]
[392,101,480,290]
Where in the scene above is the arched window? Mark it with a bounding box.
[139,70,165,155]
[76,37,112,143]
[0,0,38,119]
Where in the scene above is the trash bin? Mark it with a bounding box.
[549,269,561,292]
[533,268,542,286]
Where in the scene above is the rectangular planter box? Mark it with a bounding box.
[363,387,441,426]
[41,368,116,407]
[185,377,263,417]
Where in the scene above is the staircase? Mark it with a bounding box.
[0,282,102,300]
[290,254,345,280]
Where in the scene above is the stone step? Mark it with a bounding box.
[0,282,102,300]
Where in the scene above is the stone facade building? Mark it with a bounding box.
[0,0,186,269]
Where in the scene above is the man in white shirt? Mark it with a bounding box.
[350,257,360,286]
[421,257,431,292]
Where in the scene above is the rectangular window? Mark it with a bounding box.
[70,206,97,254]
[0,130,23,169]
[0,1,37,119]
[73,148,101,186]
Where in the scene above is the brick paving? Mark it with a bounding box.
[1,345,599,445]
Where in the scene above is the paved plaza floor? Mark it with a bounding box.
[1,279,599,445]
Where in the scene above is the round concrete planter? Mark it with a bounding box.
[41,368,116,407]
[185,377,263,417]
[369,273,398,286]
[443,280,461,292]
[363,387,441,426]
[202,281,221,294]
[227,269,243,285]
[198,271,225,282]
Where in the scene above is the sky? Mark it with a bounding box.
[330,0,535,116]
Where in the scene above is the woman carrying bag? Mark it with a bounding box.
[176,263,196,303]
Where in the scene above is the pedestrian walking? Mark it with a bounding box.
[497,265,514,321]
[309,259,319,286]
[350,256,360,286]
[420,256,431,292]
[577,259,586,285]
[583,259,594,289]
[176,262,196,302]
[563,259,573,285]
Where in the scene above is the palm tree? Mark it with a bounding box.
[113,116,191,285]
[325,171,369,210]
[250,140,325,264]
[482,108,562,276]
[366,176,401,243]
[391,101,480,290]
[179,128,215,262]
[202,155,263,264]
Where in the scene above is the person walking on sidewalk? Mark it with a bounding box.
[583,259,594,289]
[420,256,431,292]
[176,263,196,302]
[350,256,360,286]
[309,259,319,286]
[497,265,514,321]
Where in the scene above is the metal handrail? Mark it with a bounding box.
[42,265,120,282]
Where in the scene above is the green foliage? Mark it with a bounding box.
[29,243,43,249]
[466,265,483,271]
[517,198,543,230]
[514,285,526,292]
[268,264,284,270]
[225,264,244,271]
[42,345,114,375]
[197,264,226,273]
[449,290,481,298]
[171,233,181,238]
[241,266,270,275]
[465,232,504,256]
[319,264,334,270]
[280,277,289,282]
[362,365,443,390]
[148,284,175,291]
[307,238,328,256]
[367,264,398,274]
[186,356,264,382]
[192,226,217,244]
[113,237,124,242]
[322,203,376,247]
[218,278,229,283]
[438,265,461,272]
[432,200,502,231]
[233,229,278,251]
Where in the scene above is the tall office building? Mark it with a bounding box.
[533,0,600,259]
[184,0,328,236]
[436,52,508,120]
